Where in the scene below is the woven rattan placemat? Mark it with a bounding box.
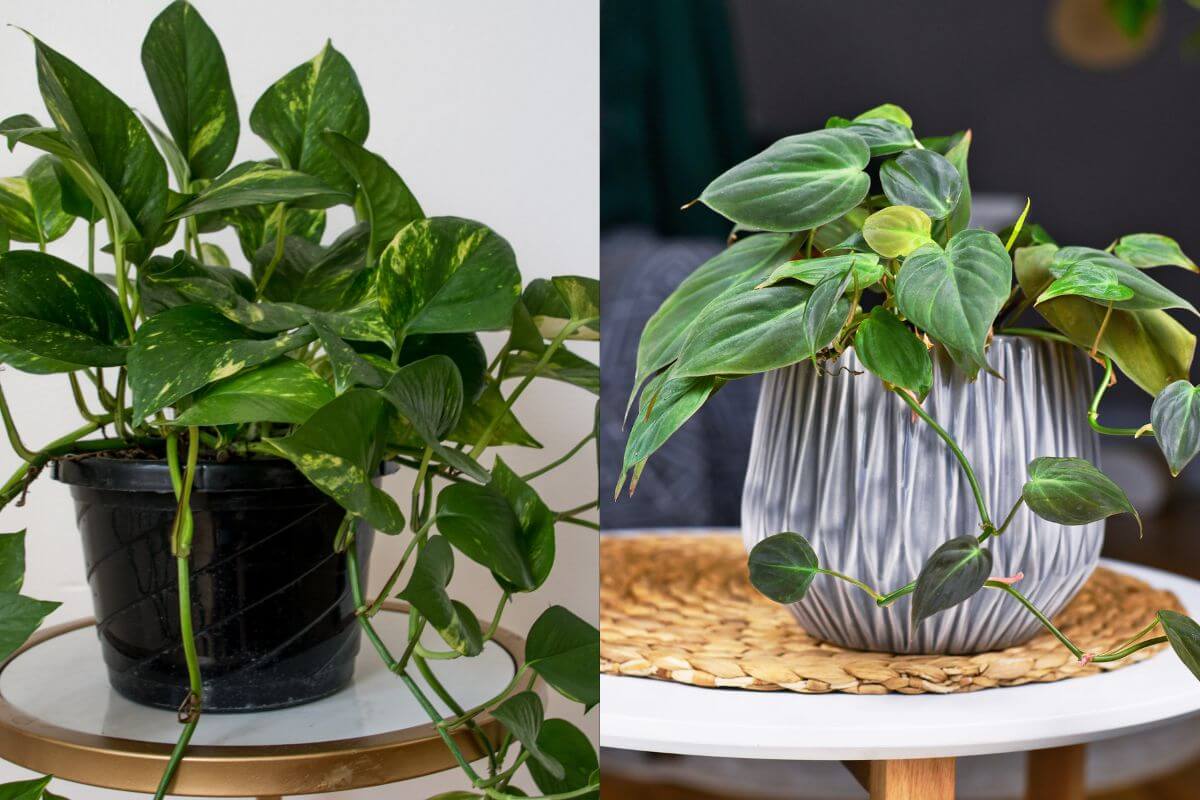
[600,534,1182,695]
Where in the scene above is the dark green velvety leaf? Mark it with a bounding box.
[896,229,1011,377]
[747,532,819,604]
[1115,233,1197,272]
[797,270,853,361]
[250,41,369,196]
[504,347,598,395]
[32,36,168,243]
[813,207,870,252]
[1151,380,1200,476]
[525,605,599,709]
[398,333,487,404]
[0,157,73,244]
[322,132,423,266]
[854,306,933,399]
[0,776,51,800]
[912,536,993,625]
[264,388,404,533]
[1016,244,1194,395]
[168,161,347,219]
[1037,261,1133,304]
[1049,247,1196,314]
[843,117,918,156]
[141,0,238,180]
[633,233,801,401]
[379,217,521,335]
[253,224,369,307]
[0,250,127,372]
[0,592,59,662]
[0,530,26,594]
[618,372,717,496]
[880,149,962,220]
[527,719,598,800]
[128,305,315,421]
[492,692,564,779]
[436,482,533,590]
[758,253,882,290]
[862,205,933,257]
[853,102,913,127]
[700,130,870,232]
[672,283,849,378]
[930,130,972,241]
[172,358,333,427]
[1022,456,1141,533]
[396,536,482,656]
[1158,610,1200,681]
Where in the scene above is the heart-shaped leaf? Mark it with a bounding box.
[862,205,933,257]
[1037,262,1134,305]
[1114,233,1197,272]
[488,458,556,593]
[0,592,59,663]
[491,692,564,779]
[896,229,1011,377]
[912,535,993,625]
[1158,610,1200,681]
[1016,244,1194,395]
[527,718,599,800]
[522,276,600,341]
[747,532,819,604]
[0,157,73,244]
[172,358,332,427]
[0,250,127,373]
[1049,247,1196,314]
[930,130,972,240]
[141,0,238,181]
[264,388,404,533]
[397,333,487,403]
[0,531,26,594]
[250,41,369,195]
[619,373,717,496]
[1151,381,1200,476]
[167,161,347,219]
[672,283,849,378]
[757,253,883,290]
[436,480,532,591]
[854,306,933,400]
[853,103,913,128]
[797,270,853,362]
[323,132,423,267]
[378,217,522,335]
[843,118,918,156]
[880,150,962,220]
[139,250,253,315]
[1022,456,1140,533]
[128,305,315,421]
[396,536,482,656]
[699,130,870,232]
[525,605,599,709]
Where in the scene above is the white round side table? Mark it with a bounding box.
[0,604,528,798]
[601,557,1200,800]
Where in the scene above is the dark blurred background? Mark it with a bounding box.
[601,1,1200,797]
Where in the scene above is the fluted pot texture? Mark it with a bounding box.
[742,336,1103,654]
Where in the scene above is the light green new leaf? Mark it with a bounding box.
[264,388,404,533]
[853,102,913,128]
[618,372,717,496]
[0,157,73,244]
[395,536,482,656]
[0,593,59,663]
[1114,233,1197,272]
[862,205,933,257]
[172,358,333,427]
[525,605,599,709]
[896,229,1011,377]
[911,536,993,625]
[757,253,883,290]
[141,0,239,180]
[322,132,423,266]
[1022,456,1140,534]
[0,531,25,594]
[0,250,127,373]
[1158,610,1200,682]
[1151,381,1200,476]
[747,532,819,604]
[378,217,521,335]
[250,41,369,195]
[843,118,918,156]
[527,719,599,800]
[880,150,962,220]
[491,692,564,779]
[128,305,315,421]
[699,130,870,232]
[1016,244,1194,395]
[854,306,933,399]
[1049,247,1196,314]
[168,161,348,219]
[1037,262,1133,305]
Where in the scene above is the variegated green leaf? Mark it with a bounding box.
[0,531,26,594]
[167,161,348,219]
[522,276,600,340]
[172,358,333,427]
[0,157,73,244]
[395,536,482,656]
[504,347,598,395]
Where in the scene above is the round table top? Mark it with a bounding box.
[0,605,524,796]
[601,557,1200,761]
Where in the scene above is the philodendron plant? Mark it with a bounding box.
[0,3,599,799]
[622,102,1200,680]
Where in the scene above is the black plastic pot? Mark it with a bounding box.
[53,456,375,713]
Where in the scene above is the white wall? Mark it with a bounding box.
[0,1,598,797]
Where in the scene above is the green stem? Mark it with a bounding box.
[997,327,1073,345]
[415,654,500,775]
[876,581,916,607]
[114,369,130,441]
[255,204,288,300]
[986,581,1083,658]
[67,373,105,424]
[477,751,529,788]
[484,592,509,641]
[86,221,95,274]
[992,497,1024,537]
[1093,636,1168,663]
[152,719,198,800]
[1089,356,1151,438]
[559,516,600,531]
[483,784,598,800]
[0,380,38,461]
[895,388,992,528]
[411,446,432,525]
[817,569,882,601]
[365,518,433,617]
[522,431,595,481]
[109,229,137,340]
[440,666,528,731]
[557,499,598,518]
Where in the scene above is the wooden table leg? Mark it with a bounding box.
[1025,744,1086,800]
[842,758,956,799]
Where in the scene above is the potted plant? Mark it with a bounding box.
[621,102,1200,675]
[0,3,600,799]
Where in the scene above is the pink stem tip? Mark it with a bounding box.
[989,571,1024,585]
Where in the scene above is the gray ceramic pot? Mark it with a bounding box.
[741,336,1103,654]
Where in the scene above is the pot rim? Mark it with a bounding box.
[51,455,398,493]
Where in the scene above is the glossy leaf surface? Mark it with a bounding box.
[1158,610,1200,681]
[167,161,347,219]
[758,253,883,290]
[395,536,482,656]
[527,719,599,800]
[0,157,73,244]
[525,605,600,709]
[172,358,333,427]
[491,692,564,779]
